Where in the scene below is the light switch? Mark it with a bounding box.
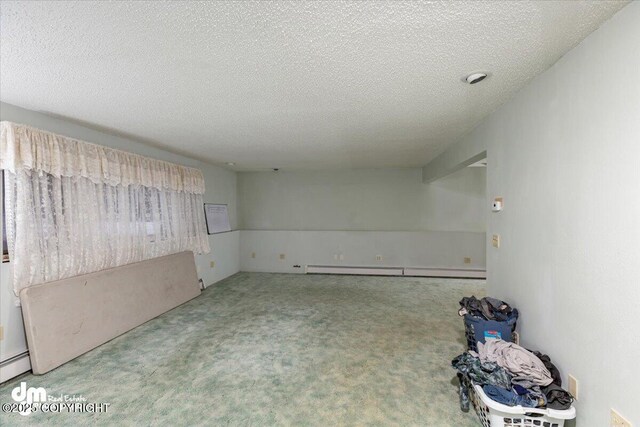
[492,234,501,248]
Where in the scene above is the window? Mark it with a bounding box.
[1,121,210,293]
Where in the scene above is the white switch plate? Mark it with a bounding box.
[611,409,632,427]
[492,234,501,248]
[375,255,383,261]
[568,374,578,401]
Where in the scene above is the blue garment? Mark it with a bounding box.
[483,385,543,408]
[513,384,529,395]
[451,353,513,389]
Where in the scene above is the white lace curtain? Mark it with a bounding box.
[1,121,210,295]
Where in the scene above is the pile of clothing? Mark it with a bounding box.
[459,296,518,322]
[452,339,573,411]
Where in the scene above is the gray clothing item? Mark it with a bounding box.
[512,377,544,390]
[474,339,553,387]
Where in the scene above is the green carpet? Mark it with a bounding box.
[0,272,484,426]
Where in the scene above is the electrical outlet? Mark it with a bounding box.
[375,255,383,261]
[492,234,501,248]
[611,409,632,427]
[279,253,285,260]
[464,257,471,264]
[210,261,215,268]
[251,252,256,259]
[568,375,578,401]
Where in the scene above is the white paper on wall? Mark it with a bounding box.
[204,203,231,234]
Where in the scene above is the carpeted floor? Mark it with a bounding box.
[0,272,484,426]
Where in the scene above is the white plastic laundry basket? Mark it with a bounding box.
[470,384,576,427]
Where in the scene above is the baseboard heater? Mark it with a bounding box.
[403,267,486,279]
[0,351,31,384]
[306,265,404,276]
[306,265,486,279]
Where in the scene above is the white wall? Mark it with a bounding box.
[0,102,239,375]
[238,167,486,232]
[238,167,486,273]
[422,3,639,425]
[422,167,487,232]
[240,230,486,273]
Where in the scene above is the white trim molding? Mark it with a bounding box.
[0,351,31,383]
[307,265,486,279]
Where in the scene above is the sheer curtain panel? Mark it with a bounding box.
[0,121,210,295]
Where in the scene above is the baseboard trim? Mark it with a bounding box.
[306,265,404,276]
[0,352,31,383]
[306,265,486,279]
[403,267,486,279]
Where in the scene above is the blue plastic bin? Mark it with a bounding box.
[464,314,517,352]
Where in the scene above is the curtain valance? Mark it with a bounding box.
[0,121,205,194]
[2,121,210,294]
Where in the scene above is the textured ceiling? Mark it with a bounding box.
[0,1,628,171]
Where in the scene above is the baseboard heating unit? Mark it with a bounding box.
[0,352,31,383]
[306,265,404,276]
[306,265,486,279]
[403,267,486,279]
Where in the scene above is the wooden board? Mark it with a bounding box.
[20,251,200,374]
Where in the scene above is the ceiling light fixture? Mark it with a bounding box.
[465,72,488,85]
[226,162,235,166]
